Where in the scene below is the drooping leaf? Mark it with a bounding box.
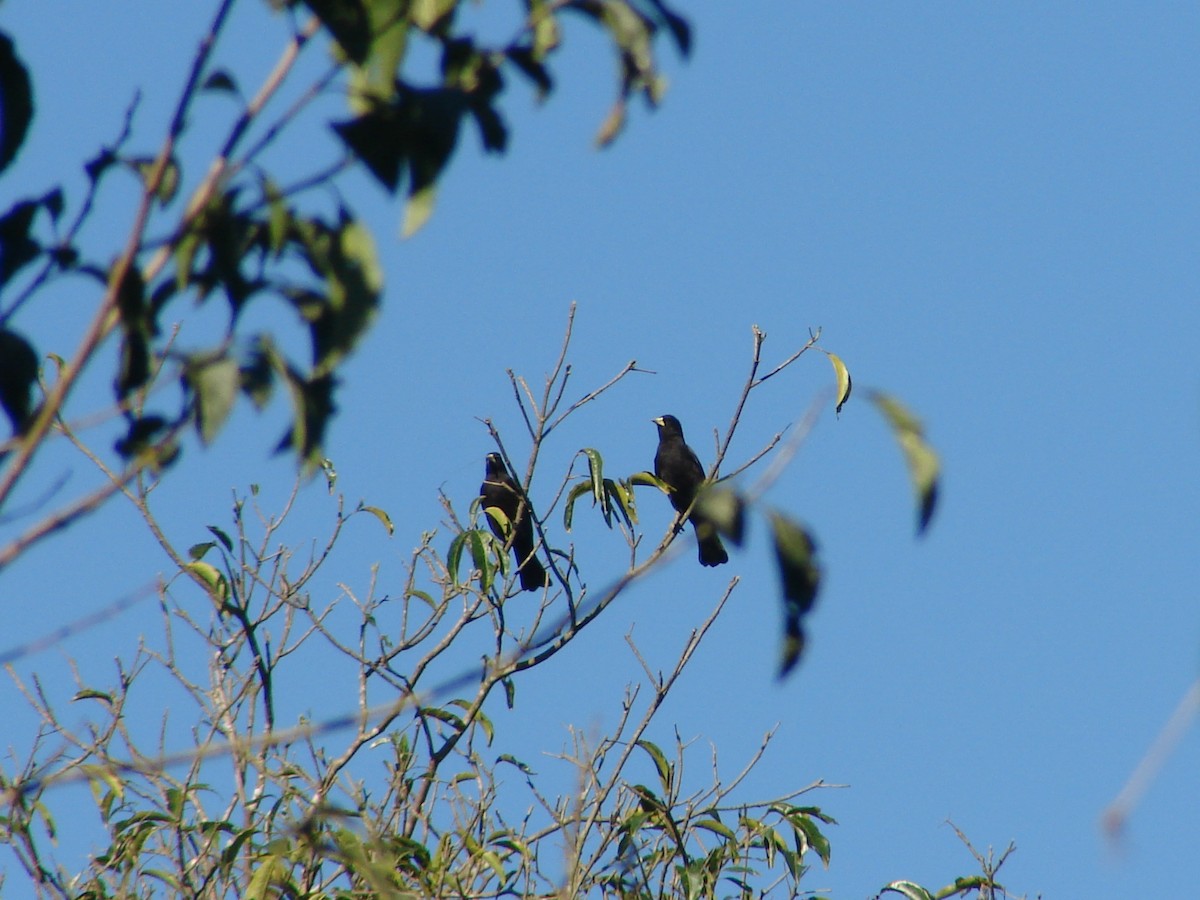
[505,46,553,99]
[410,0,457,33]
[630,469,670,493]
[770,512,820,615]
[0,199,41,287]
[696,485,746,546]
[359,503,394,535]
[562,480,594,531]
[207,524,234,552]
[188,541,216,560]
[878,881,936,900]
[606,477,637,527]
[131,155,181,206]
[0,328,39,436]
[641,0,692,56]
[401,182,437,238]
[825,351,852,416]
[184,560,230,607]
[315,214,382,374]
[581,447,605,505]
[184,353,240,445]
[528,0,561,57]
[594,99,626,148]
[635,740,672,794]
[302,0,373,64]
[239,339,275,410]
[347,0,409,113]
[447,528,492,587]
[869,391,940,534]
[274,366,337,474]
[72,689,114,704]
[332,105,406,192]
[769,511,821,678]
[483,505,512,539]
[0,32,33,175]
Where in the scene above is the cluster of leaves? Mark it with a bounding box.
[0,0,690,491]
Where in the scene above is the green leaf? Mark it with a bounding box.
[132,156,181,206]
[497,753,535,775]
[0,200,42,287]
[630,469,670,493]
[293,214,382,378]
[262,179,290,255]
[643,0,692,56]
[402,181,437,238]
[484,505,512,538]
[880,881,936,900]
[449,698,494,745]
[869,391,940,534]
[468,528,492,590]
[185,354,240,445]
[359,503,394,535]
[246,854,293,900]
[695,485,746,545]
[562,480,594,532]
[934,876,992,898]
[580,447,607,515]
[240,339,274,410]
[72,689,114,704]
[607,477,637,526]
[789,813,832,868]
[0,32,33,175]
[769,512,820,615]
[693,818,737,841]
[636,740,672,794]
[419,705,466,734]
[825,350,852,415]
[188,542,216,561]
[411,0,457,33]
[505,46,553,99]
[185,560,230,607]
[274,367,336,474]
[347,0,409,114]
[448,528,492,587]
[302,0,372,64]
[207,524,234,552]
[768,511,821,678]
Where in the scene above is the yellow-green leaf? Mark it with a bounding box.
[401,182,437,238]
[825,351,852,415]
[184,560,229,606]
[869,391,940,534]
[563,481,594,531]
[359,503,394,535]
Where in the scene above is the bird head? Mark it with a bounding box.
[652,414,684,437]
[485,452,505,475]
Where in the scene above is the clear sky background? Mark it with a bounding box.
[2,2,1199,897]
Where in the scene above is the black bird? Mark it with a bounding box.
[480,453,550,591]
[652,415,729,567]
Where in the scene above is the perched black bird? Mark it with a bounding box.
[652,415,729,567]
[480,452,550,591]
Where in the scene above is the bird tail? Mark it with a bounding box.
[693,518,729,567]
[519,556,550,591]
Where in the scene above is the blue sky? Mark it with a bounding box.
[2,1,1199,896]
